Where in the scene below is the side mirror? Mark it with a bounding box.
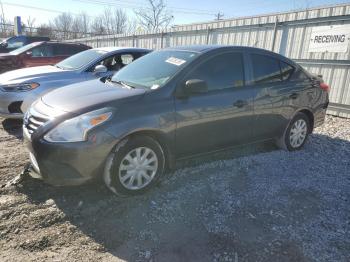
[94,65,108,74]
[0,42,8,47]
[25,51,32,57]
[185,79,208,94]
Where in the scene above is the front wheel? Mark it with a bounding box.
[104,136,165,196]
[277,112,311,151]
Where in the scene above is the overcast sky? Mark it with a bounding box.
[1,0,348,27]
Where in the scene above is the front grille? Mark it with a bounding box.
[24,108,50,135]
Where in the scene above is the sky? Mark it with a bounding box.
[0,0,349,27]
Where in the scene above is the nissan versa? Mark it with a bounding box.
[23,45,329,196]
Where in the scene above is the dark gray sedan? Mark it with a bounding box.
[23,45,329,195]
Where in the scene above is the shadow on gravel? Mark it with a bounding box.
[14,134,350,261]
[1,118,23,139]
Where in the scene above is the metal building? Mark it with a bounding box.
[69,3,350,118]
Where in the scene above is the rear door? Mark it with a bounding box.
[175,51,256,157]
[248,53,303,140]
[51,43,74,64]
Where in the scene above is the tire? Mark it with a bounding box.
[103,135,165,196]
[277,112,311,151]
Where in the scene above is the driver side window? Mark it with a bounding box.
[31,45,53,57]
[98,53,135,72]
[185,52,245,91]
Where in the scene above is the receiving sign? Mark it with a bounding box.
[308,25,350,53]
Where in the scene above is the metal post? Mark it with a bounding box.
[132,34,136,47]
[206,26,211,44]
[161,31,164,48]
[271,17,279,52]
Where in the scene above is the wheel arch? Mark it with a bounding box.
[115,129,175,171]
[296,108,315,133]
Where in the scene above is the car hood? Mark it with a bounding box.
[0,65,76,84]
[41,79,146,113]
[0,53,15,58]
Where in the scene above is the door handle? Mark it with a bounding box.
[233,100,248,108]
[289,93,299,99]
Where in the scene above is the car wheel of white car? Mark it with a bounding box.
[104,135,165,196]
[277,112,311,151]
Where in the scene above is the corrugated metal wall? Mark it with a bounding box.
[69,3,350,117]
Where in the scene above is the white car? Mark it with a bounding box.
[0,47,151,119]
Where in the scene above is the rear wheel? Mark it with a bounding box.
[277,112,311,151]
[104,136,165,196]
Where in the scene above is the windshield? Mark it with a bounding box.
[111,50,198,89]
[0,38,9,44]
[56,49,107,70]
[9,42,41,55]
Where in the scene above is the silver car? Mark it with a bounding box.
[0,47,151,119]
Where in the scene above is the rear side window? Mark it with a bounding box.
[53,44,86,56]
[280,61,294,81]
[186,52,245,91]
[251,54,281,84]
[291,68,310,81]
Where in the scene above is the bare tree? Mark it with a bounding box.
[52,12,73,39]
[0,0,6,36]
[91,16,105,36]
[71,17,82,39]
[36,24,54,38]
[102,8,113,35]
[80,12,91,37]
[112,9,127,34]
[26,16,36,36]
[101,8,127,35]
[126,18,138,34]
[135,0,173,31]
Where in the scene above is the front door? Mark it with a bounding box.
[23,44,56,67]
[175,51,255,158]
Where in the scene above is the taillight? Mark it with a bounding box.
[320,83,330,93]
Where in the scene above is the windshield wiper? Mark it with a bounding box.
[110,80,135,89]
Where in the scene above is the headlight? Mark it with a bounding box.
[0,82,40,92]
[44,108,112,143]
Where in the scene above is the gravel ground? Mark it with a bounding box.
[0,116,349,262]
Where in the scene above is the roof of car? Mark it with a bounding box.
[93,47,151,52]
[30,41,88,45]
[165,45,275,54]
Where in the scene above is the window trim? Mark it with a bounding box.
[279,60,296,82]
[85,52,136,72]
[250,53,286,85]
[179,50,246,94]
[30,44,55,58]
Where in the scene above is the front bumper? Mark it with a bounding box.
[0,91,24,118]
[24,126,118,186]
[0,89,42,119]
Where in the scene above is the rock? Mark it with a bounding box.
[45,199,55,206]
[145,250,151,259]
